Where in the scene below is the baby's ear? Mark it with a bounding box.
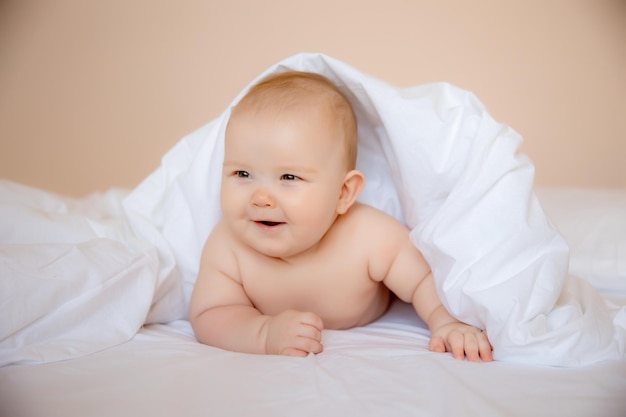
[336,170,365,215]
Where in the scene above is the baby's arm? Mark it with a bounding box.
[189,223,324,357]
[410,271,493,362]
[379,223,493,362]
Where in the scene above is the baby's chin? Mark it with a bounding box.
[250,241,319,261]
[254,247,302,261]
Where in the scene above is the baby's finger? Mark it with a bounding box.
[281,347,310,357]
[447,331,466,360]
[300,312,325,332]
[297,323,322,342]
[294,336,323,354]
[478,333,494,362]
[428,335,447,353]
[463,334,481,362]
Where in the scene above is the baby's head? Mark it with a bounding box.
[228,71,358,170]
[221,71,365,259]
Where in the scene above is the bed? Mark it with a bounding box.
[1,54,625,417]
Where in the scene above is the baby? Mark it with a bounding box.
[189,71,493,362]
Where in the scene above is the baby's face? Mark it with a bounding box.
[221,103,348,259]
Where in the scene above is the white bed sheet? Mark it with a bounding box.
[1,186,626,416]
[2,297,625,417]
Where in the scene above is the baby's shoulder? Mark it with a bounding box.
[201,220,237,258]
[347,202,405,225]
[343,203,409,237]
[342,203,414,281]
[205,220,231,242]
[199,220,243,279]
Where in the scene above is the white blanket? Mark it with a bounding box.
[2,53,624,366]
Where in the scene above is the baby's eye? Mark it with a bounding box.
[281,174,299,181]
[235,171,251,178]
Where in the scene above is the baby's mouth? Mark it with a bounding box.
[256,220,284,227]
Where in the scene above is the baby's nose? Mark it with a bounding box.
[251,188,275,207]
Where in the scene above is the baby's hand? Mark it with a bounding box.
[429,322,493,362]
[263,310,324,357]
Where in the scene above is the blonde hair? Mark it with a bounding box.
[231,71,358,169]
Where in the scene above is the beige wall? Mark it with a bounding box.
[1,0,624,196]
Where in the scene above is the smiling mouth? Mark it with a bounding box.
[256,220,284,227]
